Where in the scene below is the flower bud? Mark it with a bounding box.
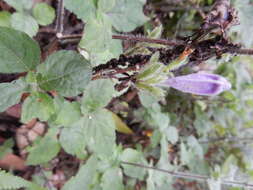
[157,72,231,96]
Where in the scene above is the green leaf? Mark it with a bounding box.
[98,0,115,12]
[79,13,112,54]
[164,126,178,144]
[151,136,173,187]
[53,97,82,126]
[0,170,45,190]
[33,3,55,26]
[3,0,33,12]
[232,0,253,47]
[108,0,148,32]
[26,128,60,165]
[21,92,55,123]
[81,79,115,113]
[0,138,14,159]
[101,168,124,190]
[0,27,40,73]
[11,12,39,37]
[0,11,11,27]
[62,156,99,190]
[37,50,92,97]
[187,135,204,159]
[180,142,190,165]
[59,120,87,159]
[64,0,96,22]
[0,78,27,112]
[120,148,147,180]
[82,109,116,157]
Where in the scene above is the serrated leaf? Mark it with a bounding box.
[37,50,92,97]
[0,78,27,112]
[3,0,33,12]
[21,92,55,123]
[53,97,82,126]
[101,168,124,190]
[79,13,112,54]
[82,109,116,157]
[0,11,11,27]
[33,3,55,26]
[0,170,45,190]
[98,0,115,12]
[108,0,148,32]
[0,138,14,159]
[0,27,40,73]
[120,148,147,180]
[62,156,99,190]
[11,12,39,37]
[81,79,115,113]
[111,112,133,134]
[64,0,96,22]
[26,128,60,165]
[59,120,87,159]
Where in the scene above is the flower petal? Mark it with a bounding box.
[157,72,231,96]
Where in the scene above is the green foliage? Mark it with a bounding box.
[81,109,116,157]
[26,128,60,165]
[101,167,124,190]
[81,79,115,113]
[0,78,27,112]
[0,27,40,73]
[108,0,148,32]
[0,170,45,190]
[2,0,55,36]
[3,0,32,12]
[120,148,147,180]
[232,0,253,47]
[0,139,14,159]
[11,12,39,37]
[1,1,253,190]
[65,0,147,64]
[37,50,92,97]
[53,97,82,126]
[62,156,99,190]
[33,3,55,26]
[64,0,96,22]
[0,11,11,27]
[21,92,55,123]
[59,121,87,159]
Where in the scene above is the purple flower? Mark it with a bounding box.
[157,72,231,96]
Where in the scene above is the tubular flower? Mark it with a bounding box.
[157,72,231,96]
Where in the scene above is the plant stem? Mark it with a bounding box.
[121,161,253,189]
[55,0,65,37]
[57,33,183,46]
[228,48,253,55]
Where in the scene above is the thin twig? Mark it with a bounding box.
[228,48,253,55]
[57,33,184,46]
[200,136,253,144]
[55,0,65,37]
[121,161,253,189]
